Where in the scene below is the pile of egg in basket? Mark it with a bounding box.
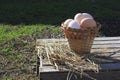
[63,13,97,30]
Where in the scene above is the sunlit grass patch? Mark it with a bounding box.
[0,24,61,43]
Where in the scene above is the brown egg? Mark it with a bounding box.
[80,18,96,28]
[74,13,93,24]
[64,19,73,27]
[74,13,82,23]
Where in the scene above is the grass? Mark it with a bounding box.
[0,24,61,43]
[0,24,63,80]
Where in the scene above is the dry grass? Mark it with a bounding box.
[0,35,38,80]
[38,41,99,80]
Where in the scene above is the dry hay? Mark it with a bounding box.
[38,41,99,80]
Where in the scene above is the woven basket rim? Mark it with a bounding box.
[61,22,101,32]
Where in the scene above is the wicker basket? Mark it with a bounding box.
[61,23,101,55]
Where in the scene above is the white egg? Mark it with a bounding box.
[74,13,93,24]
[68,20,80,29]
[80,18,96,28]
[64,19,73,26]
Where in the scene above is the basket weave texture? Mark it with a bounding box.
[61,23,101,54]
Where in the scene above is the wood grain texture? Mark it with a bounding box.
[36,37,120,80]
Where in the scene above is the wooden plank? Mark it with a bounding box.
[91,48,120,53]
[91,49,120,60]
[36,38,120,47]
[36,37,120,51]
[36,43,120,49]
[36,39,120,45]
[97,52,120,57]
[36,39,120,49]
[92,44,120,49]
[39,65,59,72]
[36,38,67,43]
[99,63,120,71]
[36,37,120,80]
[93,57,120,64]
[40,69,120,80]
[93,40,120,45]
[36,37,120,43]
[94,37,120,41]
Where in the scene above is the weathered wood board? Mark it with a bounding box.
[36,37,120,80]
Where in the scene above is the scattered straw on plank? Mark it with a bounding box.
[38,41,99,80]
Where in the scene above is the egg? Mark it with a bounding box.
[64,19,73,26]
[74,13,93,24]
[82,13,93,19]
[68,20,80,29]
[74,13,82,23]
[80,18,96,28]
